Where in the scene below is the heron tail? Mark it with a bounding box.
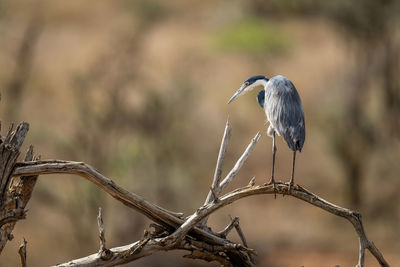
[284,125,305,152]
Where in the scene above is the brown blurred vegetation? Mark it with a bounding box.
[0,0,399,266]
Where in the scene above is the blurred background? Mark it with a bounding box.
[0,0,399,266]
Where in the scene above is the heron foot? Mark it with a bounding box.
[267,177,277,199]
[288,181,294,194]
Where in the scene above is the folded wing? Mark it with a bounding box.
[264,76,305,151]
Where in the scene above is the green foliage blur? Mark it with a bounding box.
[212,18,290,54]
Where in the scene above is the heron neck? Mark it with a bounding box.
[259,79,269,90]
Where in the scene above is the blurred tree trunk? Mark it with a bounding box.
[382,36,400,136]
[5,19,42,122]
[347,162,361,208]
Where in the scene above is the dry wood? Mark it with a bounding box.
[18,238,27,267]
[97,208,113,260]
[203,119,232,206]
[200,119,230,227]
[12,161,389,266]
[217,132,261,193]
[0,123,29,203]
[216,216,239,238]
[231,217,255,264]
[1,120,389,267]
[0,123,38,254]
[12,160,254,266]
[11,161,236,246]
[54,230,239,267]
[176,181,390,267]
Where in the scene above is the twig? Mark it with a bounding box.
[98,207,106,252]
[248,176,256,187]
[200,119,231,227]
[232,216,255,264]
[217,132,261,194]
[203,119,231,205]
[18,238,27,267]
[216,216,239,238]
[97,207,112,260]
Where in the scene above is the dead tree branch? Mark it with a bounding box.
[13,159,389,266]
[2,120,389,267]
[170,181,389,267]
[97,208,113,261]
[0,123,40,254]
[217,216,239,238]
[218,132,261,194]
[203,119,232,207]
[12,162,256,266]
[11,160,236,247]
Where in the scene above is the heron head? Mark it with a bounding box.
[228,75,269,104]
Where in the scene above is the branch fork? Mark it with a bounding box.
[2,120,390,267]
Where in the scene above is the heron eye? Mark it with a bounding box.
[244,82,249,86]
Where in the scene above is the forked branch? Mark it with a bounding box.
[8,121,390,267]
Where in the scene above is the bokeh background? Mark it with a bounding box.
[1,0,399,266]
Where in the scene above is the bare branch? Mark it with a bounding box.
[97,208,113,260]
[54,238,164,267]
[12,160,256,267]
[13,161,177,226]
[199,119,231,227]
[209,187,219,203]
[217,132,261,194]
[97,208,106,251]
[9,125,389,267]
[11,161,238,248]
[216,216,239,238]
[12,160,389,267]
[54,223,252,267]
[204,119,232,205]
[232,216,255,264]
[169,182,389,267]
[157,205,184,219]
[18,238,27,267]
[248,176,256,187]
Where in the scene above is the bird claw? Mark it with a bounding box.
[288,181,294,194]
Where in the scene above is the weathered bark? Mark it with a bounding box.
[0,122,36,254]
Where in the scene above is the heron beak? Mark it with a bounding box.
[227,85,246,104]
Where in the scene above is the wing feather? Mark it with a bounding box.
[264,76,305,151]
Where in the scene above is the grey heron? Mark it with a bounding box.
[228,75,305,194]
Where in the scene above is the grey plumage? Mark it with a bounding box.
[264,75,305,152]
[228,74,306,193]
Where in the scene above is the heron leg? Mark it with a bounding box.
[288,150,296,193]
[268,131,277,198]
